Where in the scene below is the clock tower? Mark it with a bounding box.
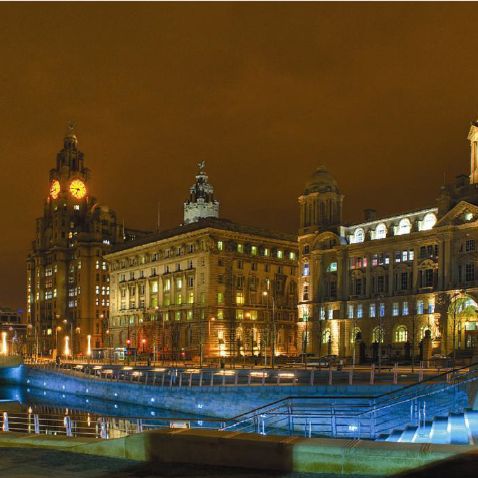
[27,125,133,357]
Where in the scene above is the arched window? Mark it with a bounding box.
[397,218,411,235]
[394,325,408,343]
[375,223,387,239]
[302,261,310,277]
[350,327,361,343]
[322,329,331,344]
[421,213,437,231]
[372,326,384,343]
[353,228,365,243]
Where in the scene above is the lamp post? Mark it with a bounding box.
[450,290,466,369]
[263,290,276,369]
[63,319,73,358]
[55,326,62,354]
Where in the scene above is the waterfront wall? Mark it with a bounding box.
[12,366,400,418]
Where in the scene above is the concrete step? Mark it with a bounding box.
[385,430,403,442]
[413,421,433,443]
[448,413,469,445]
[398,426,418,443]
[429,416,449,444]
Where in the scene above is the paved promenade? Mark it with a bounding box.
[0,447,357,478]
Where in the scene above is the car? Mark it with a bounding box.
[308,355,339,368]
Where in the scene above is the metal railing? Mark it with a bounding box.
[27,361,454,388]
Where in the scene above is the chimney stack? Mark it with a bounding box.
[364,208,377,221]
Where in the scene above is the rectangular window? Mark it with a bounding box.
[417,300,424,314]
[251,246,257,256]
[355,278,362,296]
[369,303,376,318]
[236,309,244,320]
[327,308,334,320]
[392,302,399,316]
[277,250,283,259]
[163,279,171,292]
[347,304,354,318]
[217,309,224,320]
[466,239,476,252]
[289,252,296,260]
[379,303,385,317]
[264,248,270,257]
[237,243,244,253]
[428,301,435,314]
[401,272,408,290]
[217,241,224,251]
[217,292,224,305]
[395,251,401,263]
[466,263,475,282]
[377,276,385,293]
[330,281,337,298]
[357,304,363,319]
[236,292,245,304]
[402,301,409,316]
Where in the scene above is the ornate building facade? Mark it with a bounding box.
[26,127,143,356]
[298,123,478,362]
[106,165,298,361]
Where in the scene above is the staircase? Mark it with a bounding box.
[221,363,478,443]
[377,409,478,445]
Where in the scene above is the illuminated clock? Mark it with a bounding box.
[49,180,60,199]
[69,179,86,199]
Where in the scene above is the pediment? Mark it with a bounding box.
[435,201,478,227]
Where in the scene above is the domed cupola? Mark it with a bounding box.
[299,165,343,235]
[304,165,339,195]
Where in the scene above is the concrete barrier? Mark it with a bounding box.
[0,429,475,475]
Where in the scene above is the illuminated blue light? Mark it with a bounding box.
[150,398,155,402]
[150,411,156,416]
[197,404,203,409]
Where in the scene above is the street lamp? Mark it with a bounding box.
[263,290,276,369]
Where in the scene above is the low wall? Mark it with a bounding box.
[0,429,475,475]
[16,366,398,418]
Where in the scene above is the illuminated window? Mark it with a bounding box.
[369,303,376,318]
[151,281,158,293]
[327,262,337,272]
[395,326,408,343]
[187,310,193,320]
[416,300,424,314]
[372,326,384,343]
[302,262,310,276]
[237,244,244,253]
[236,292,245,304]
[357,304,363,318]
[421,213,437,231]
[217,241,223,251]
[175,311,181,321]
[217,292,224,304]
[322,329,331,344]
[397,218,412,235]
[289,252,296,260]
[352,228,365,243]
[217,309,224,320]
[277,250,283,259]
[163,279,171,292]
[392,302,399,316]
[188,292,194,304]
[264,248,270,257]
[236,310,244,320]
[176,278,183,289]
[379,303,385,317]
[375,223,387,239]
[347,304,354,318]
[402,302,409,316]
[251,246,257,255]
[176,293,182,305]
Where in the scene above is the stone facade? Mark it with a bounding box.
[298,123,478,362]
[26,126,144,356]
[106,217,298,361]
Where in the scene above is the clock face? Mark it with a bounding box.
[49,180,60,199]
[69,179,86,199]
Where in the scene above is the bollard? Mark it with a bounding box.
[262,371,266,386]
[419,367,424,382]
[310,369,314,386]
[64,416,73,437]
[248,373,251,385]
[370,364,375,384]
[349,369,353,385]
[199,372,203,387]
[210,372,214,387]
[189,373,193,387]
[393,363,398,385]
[328,367,333,385]
[34,414,40,434]
[277,373,281,385]
[2,412,8,432]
